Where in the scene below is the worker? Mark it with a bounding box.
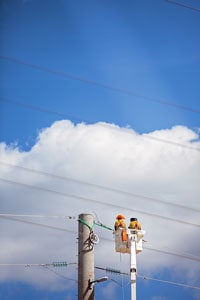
[128,217,141,230]
[114,214,126,231]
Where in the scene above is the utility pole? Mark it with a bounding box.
[78,213,94,300]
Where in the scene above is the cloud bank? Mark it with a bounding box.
[0,120,199,290]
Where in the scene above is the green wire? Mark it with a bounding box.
[79,218,113,231]
[78,218,94,230]
[94,221,113,231]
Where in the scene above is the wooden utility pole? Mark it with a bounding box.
[78,213,94,300]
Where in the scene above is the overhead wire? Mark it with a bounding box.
[138,275,200,291]
[165,247,200,261]
[1,214,200,263]
[0,261,78,283]
[0,262,199,291]
[99,235,200,263]
[165,0,200,12]
[144,245,200,262]
[95,266,128,276]
[1,15,200,298]
[0,215,76,233]
[0,170,199,264]
[0,213,76,219]
[109,278,131,288]
[1,96,200,152]
[0,177,199,228]
[0,96,81,121]
[0,55,200,114]
[0,262,76,267]
[95,266,200,291]
[42,265,77,282]
[2,263,78,283]
[0,264,77,282]
[1,161,199,213]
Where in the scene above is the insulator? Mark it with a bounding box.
[52,261,68,267]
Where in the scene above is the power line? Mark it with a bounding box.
[0,213,76,219]
[0,262,76,267]
[0,215,76,233]
[165,246,200,261]
[0,177,199,228]
[1,161,199,213]
[2,262,199,291]
[95,266,128,276]
[0,263,48,267]
[142,133,200,152]
[1,55,200,114]
[98,235,200,263]
[0,261,199,291]
[1,96,200,152]
[43,265,77,282]
[96,266,200,291]
[144,245,200,262]
[0,97,81,122]
[0,262,77,282]
[138,275,200,291]
[1,214,200,263]
[0,263,77,282]
[165,0,200,12]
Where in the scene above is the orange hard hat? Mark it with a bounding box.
[116,214,125,220]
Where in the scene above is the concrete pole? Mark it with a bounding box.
[130,233,137,300]
[78,214,94,300]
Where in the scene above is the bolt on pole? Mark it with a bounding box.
[78,213,94,300]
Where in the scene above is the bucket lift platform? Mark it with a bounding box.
[114,228,145,254]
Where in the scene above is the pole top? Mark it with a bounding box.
[79,213,94,218]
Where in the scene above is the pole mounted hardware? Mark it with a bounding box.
[52,261,68,267]
[88,276,108,289]
[89,232,99,244]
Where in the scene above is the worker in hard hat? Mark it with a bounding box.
[128,217,141,230]
[114,214,126,231]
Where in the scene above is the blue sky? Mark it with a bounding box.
[1,0,200,148]
[0,0,200,299]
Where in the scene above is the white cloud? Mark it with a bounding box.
[0,120,199,290]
